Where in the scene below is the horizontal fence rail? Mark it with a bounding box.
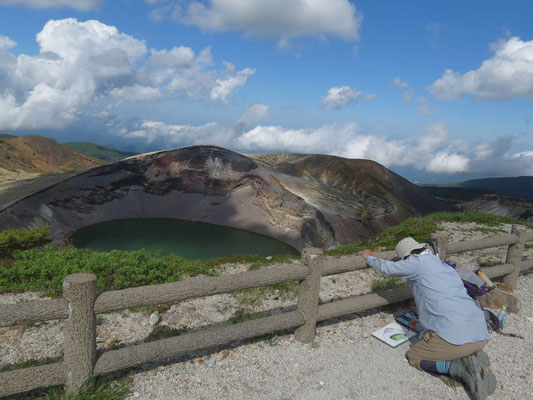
[317,286,413,322]
[320,251,396,276]
[0,362,65,397]
[0,298,69,327]
[95,262,308,314]
[447,234,520,255]
[94,310,306,375]
[1,225,532,398]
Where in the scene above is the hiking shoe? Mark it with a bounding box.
[449,355,486,400]
[474,351,497,395]
[439,375,463,388]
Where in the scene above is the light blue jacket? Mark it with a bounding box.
[367,252,489,345]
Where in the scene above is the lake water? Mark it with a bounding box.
[71,218,298,259]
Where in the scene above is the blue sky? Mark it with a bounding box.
[0,0,532,183]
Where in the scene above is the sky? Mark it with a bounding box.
[0,0,532,183]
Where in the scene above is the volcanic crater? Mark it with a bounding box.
[0,145,449,250]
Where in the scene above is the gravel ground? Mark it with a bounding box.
[1,222,532,399]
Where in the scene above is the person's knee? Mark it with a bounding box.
[406,351,422,370]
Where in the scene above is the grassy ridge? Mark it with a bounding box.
[62,142,137,163]
[325,210,532,257]
[0,133,16,139]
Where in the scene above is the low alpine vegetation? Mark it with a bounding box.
[326,211,531,257]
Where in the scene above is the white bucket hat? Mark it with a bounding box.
[395,237,425,259]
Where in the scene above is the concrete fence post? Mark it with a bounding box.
[503,225,526,289]
[294,247,323,344]
[63,273,98,394]
[431,231,449,261]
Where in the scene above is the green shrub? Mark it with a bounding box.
[326,211,531,257]
[0,226,52,258]
[371,276,409,291]
[0,247,217,296]
[229,308,269,324]
[43,376,130,400]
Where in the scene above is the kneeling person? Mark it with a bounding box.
[360,237,496,399]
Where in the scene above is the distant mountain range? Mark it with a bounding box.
[421,177,533,202]
[421,177,533,222]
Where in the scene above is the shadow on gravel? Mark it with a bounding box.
[93,295,419,385]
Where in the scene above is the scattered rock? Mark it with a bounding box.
[266,256,273,261]
[103,338,120,349]
[149,311,161,326]
[217,350,230,361]
[478,290,520,313]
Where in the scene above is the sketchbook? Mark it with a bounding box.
[371,321,416,347]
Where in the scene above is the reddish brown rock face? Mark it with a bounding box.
[0,145,449,250]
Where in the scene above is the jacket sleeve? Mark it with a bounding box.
[366,256,421,280]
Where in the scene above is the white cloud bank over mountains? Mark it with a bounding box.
[148,0,362,48]
[429,36,533,100]
[0,18,254,130]
[123,117,533,176]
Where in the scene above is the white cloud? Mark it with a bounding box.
[237,104,269,124]
[426,152,470,174]
[0,0,101,10]
[121,119,533,177]
[320,86,371,109]
[236,124,354,154]
[149,46,195,67]
[122,120,236,147]
[210,64,255,103]
[110,85,163,101]
[0,34,16,49]
[0,18,254,130]
[393,77,434,115]
[429,36,533,100]
[393,77,409,89]
[149,0,362,48]
[419,122,448,151]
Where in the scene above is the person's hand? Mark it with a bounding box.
[359,249,373,260]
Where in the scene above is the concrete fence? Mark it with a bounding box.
[1,226,533,397]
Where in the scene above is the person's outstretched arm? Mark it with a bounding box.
[359,249,420,280]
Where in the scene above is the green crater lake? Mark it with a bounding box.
[71,218,298,259]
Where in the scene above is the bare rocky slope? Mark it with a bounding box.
[0,135,101,174]
[458,194,533,222]
[0,145,449,250]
